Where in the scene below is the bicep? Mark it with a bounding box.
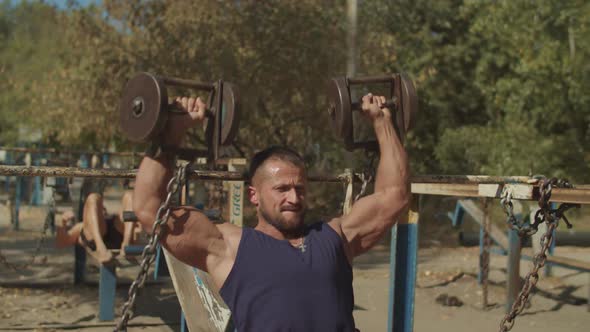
[339,188,408,257]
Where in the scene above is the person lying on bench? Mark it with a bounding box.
[55,190,137,263]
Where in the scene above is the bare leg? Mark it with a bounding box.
[55,211,82,248]
[81,193,113,263]
[114,190,137,257]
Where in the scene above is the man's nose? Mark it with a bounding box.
[286,188,300,204]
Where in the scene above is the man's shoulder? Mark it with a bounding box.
[216,222,243,251]
[309,219,344,237]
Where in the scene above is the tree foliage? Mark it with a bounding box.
[1,0,589,181]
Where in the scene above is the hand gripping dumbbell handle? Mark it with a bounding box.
[350,98,397,111]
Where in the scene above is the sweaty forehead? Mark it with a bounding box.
[252,159,305,186]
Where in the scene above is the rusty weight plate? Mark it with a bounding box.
[204,82,240,147]
[119,72,168,143]
[400,73,418,135]
[327,77,352,146]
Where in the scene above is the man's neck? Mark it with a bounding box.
[255,220,305,242]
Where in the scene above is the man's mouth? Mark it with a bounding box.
[281,207,301,213]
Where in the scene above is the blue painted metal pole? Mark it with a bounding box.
[180,311,188,332]
[387,224,398,332]
[31,156,42,206]
[14,176,21,231]
[506,229,522,312]
[74,154,89,284]
[4,152,12,193]
[387,195,419,332]
[99,264,117,321]
[478,225,484,285]
[451,203,465,228]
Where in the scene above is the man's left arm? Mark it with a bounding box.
[330,94,410,258]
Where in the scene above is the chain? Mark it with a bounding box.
[0,187,54,271]
[499,178,579,332]
[115,163,187,332]
[354,150,377,202]
[480,198,491,309]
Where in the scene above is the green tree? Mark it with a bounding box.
[0,0,63,143]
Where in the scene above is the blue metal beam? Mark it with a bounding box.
[388,196,419,332]
[99,264,117,321]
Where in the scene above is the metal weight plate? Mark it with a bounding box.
[220,82,240,146]
[119,72,168,142]
[204,82,240,148]
[400,73,418,134]
[327,77,352,146]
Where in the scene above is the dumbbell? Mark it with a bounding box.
[119,72,240,160]
[327,73,418,151]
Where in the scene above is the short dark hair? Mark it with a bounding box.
[248,146,305,183]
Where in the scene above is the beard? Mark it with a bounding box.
[259,202,306,238]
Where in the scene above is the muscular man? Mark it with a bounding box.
[56,190,137,263]
[134,94,409,331]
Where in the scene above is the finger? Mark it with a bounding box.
[181,97,189,109]
[380,96,386,104]
[361,93,372,111]
[187,97,196,112]
[375,95,383,108]
[196,97,206,111]
[174,97,182,106]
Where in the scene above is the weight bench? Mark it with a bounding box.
[451,199,590,312]
[89,210,169,321]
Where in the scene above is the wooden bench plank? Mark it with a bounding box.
[163,244,231,332]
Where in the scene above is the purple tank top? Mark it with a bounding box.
[220,222,356,331]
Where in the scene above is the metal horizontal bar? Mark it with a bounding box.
[0,146,140,157]
[0,165,587,204]
[412,183,590,205]
[348,75,393,85]
[161,76,215,91]
[0,165,346,183]
[412,174,538,184]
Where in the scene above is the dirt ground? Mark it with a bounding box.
[1,193,589,332]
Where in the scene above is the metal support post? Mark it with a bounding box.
[388,195,419,332]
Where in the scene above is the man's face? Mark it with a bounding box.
[249,159,307,234]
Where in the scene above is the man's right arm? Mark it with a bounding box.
[133,97,236,285]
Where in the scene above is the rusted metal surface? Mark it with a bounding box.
[326,73,417,151]
[411,183,479,197]
[412,175,538,184]
[0,146,140,157]
[120,72,168,143]
[119,72,240,161]
[0,165,138,178]
[0,165,347,183]
[1,165,588,204]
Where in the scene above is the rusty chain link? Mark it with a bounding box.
[499,178,580,332]
[0,187,55,271]
[354,150,377,202]
[115,163,187,332]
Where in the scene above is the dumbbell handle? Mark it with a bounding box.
[348,75,393,85]
[161,76,215,92]
[351,98,396,111]
[167,102,215,118]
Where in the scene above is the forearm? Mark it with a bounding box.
[133,155,176,233]
[373,117,409,194]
